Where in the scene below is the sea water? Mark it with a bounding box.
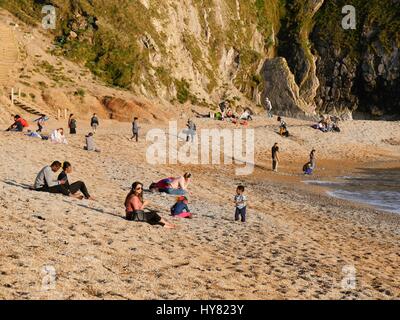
[305,168,400,214]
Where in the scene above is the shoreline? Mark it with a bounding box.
[249,159,400,228]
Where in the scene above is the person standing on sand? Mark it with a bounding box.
[265,97,273,118]
[272,142,280,172]
[309,149,316,169]
[186,119,196,142]
[68,114,77,135]
[35,115,47,133]
[125,181,176,229]
[130,117,139,142]
[234,185,247,223]
[33,161,81,199]
[90,113,99,133]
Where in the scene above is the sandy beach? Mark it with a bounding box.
[0,114,399,300]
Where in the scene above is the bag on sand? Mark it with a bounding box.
[126,210,146,222]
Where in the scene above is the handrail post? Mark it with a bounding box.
[11,88,14,105]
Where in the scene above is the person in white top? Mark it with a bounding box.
[265,97,273,118]
[240,110,251,121]
[51,128,68,144]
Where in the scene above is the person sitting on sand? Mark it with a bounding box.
[25,130,42,139]
[317,119,328,132]
[84,132,101,152]
[166,173,191,195]
[26,130,49,140]
[219,100,227,115]
[170,196,193,219]
[150,173,192,195]
[277,116,289,137]
[225,108,235,119]
[33,161,81,199]
[303,149,316,175]
[214,111,223,121]
[58,162,95,200]
[50,128,68,144]
[240,109,253,121]
[125,181,176,228]
[303,162,313,175]
[6,115,28,132]
[149,177,174,192]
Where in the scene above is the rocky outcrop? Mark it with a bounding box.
[276,0,324,114]
[262,57,315,118]
[311,0,400,118]
[358,36,399,117]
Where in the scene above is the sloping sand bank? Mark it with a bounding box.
[0,116,399,299]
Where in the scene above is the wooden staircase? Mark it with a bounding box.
[0,23,19,86]
[11,92,55,117]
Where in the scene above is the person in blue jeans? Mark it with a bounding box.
[158,173,191,195]
[234,185,247,223]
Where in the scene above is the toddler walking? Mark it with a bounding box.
[234,185,247,223]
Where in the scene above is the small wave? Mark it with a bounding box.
[303,180,343,186]
[328,190,400,214]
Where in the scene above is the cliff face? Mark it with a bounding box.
[312,0,400,119]
[2,0,277,108]
[1,0,399,118]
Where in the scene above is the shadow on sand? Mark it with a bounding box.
[3,179,32,189]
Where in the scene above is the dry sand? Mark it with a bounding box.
[0,114,399,300]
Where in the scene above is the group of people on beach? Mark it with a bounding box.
[312,115,341,133]
[7,95,325,229]
[32,163,246,229]
[32,161,94,200]
[5,112,103,152]
[271,143,316,174]
[124,180,192,229]
[123,172,248,228]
